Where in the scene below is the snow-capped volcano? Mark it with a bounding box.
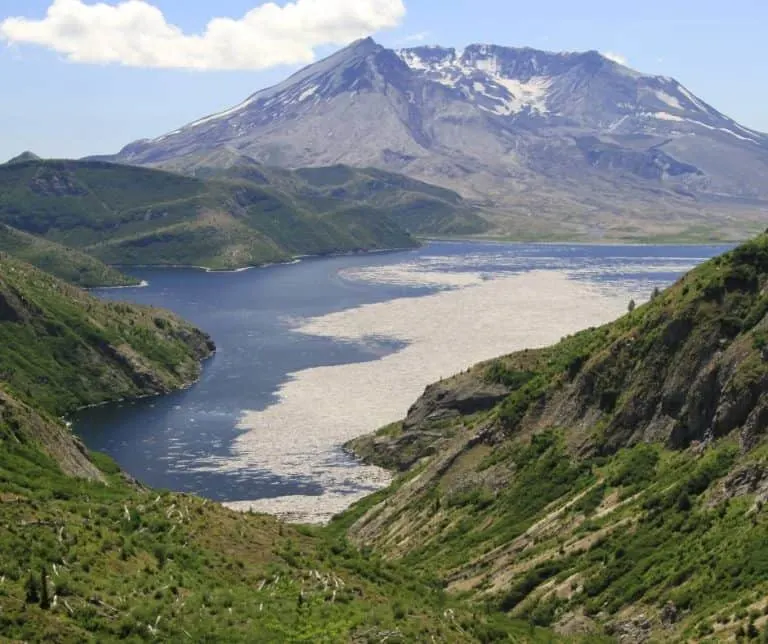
[106,38,768,239]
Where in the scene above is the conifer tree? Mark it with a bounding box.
[39,567,50,610]
[24,572,39,605]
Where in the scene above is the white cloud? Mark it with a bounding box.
[0,0,406,71]
[602,51,628,66]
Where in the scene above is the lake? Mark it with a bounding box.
[73,241,730,522]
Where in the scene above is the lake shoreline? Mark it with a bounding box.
[104,244,422,279]
[66,348,216,431]
[418,235,741,248]
[74,241,730,524]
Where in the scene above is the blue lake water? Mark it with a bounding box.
[73,241,731,509]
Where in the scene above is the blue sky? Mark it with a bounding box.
[1,0,767,160]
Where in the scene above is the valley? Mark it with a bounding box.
[0,252,549,642]
[0,9,766,641]
[70,242,725,524]
[1,224,765,642]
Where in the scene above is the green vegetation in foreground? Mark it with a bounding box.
[0,447,562,642]
[0,255,561,642]
[346,231,768,640]
[0,225,136,287]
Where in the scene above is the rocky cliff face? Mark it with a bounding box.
[107,39,768,241]
[344,231,768,640]
[0,387,103,481]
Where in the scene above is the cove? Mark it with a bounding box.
[73,241,731,520]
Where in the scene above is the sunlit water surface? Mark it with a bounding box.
[73,241,730,522]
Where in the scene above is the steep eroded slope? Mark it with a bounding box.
[345,231,768,640]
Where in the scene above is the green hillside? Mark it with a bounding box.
[346,231,768,641]
[0,256,552,642]
[0,254,214,415]
[0,224,135,287]
[184,156,490,236]
[0,159,419,271]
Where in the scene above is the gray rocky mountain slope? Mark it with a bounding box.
[107,38,768,241]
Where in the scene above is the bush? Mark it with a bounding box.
[608,444,659,488]
[499,560,567,611]
[484,363,535,389]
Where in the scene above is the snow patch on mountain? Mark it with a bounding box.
[729,121,765,140]
[493,76,552,113]
[185,97,255,130]
[298,85,319,101]
[396,48,432,71]
[675,83,714,115]
[646,112,763,143]
[651,112,685,122]
[653,90,684,111]
[685,119,762,144]
[396,47,552,114]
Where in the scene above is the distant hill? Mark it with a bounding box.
[106,39,768,243]
[6,151,41,164]
[0,158,432,271]
[347,230,768,640]
[190,157,490,236]
[0,223,136,287]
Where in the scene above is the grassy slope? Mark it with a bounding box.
[0,254,214,414]
[0,446,558,642]
[345,231,768,640]
[0,159,418,272]
[0,256,558,642]
[0,225,136,287]
[190,158,490,236]
[277,164,489,236]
